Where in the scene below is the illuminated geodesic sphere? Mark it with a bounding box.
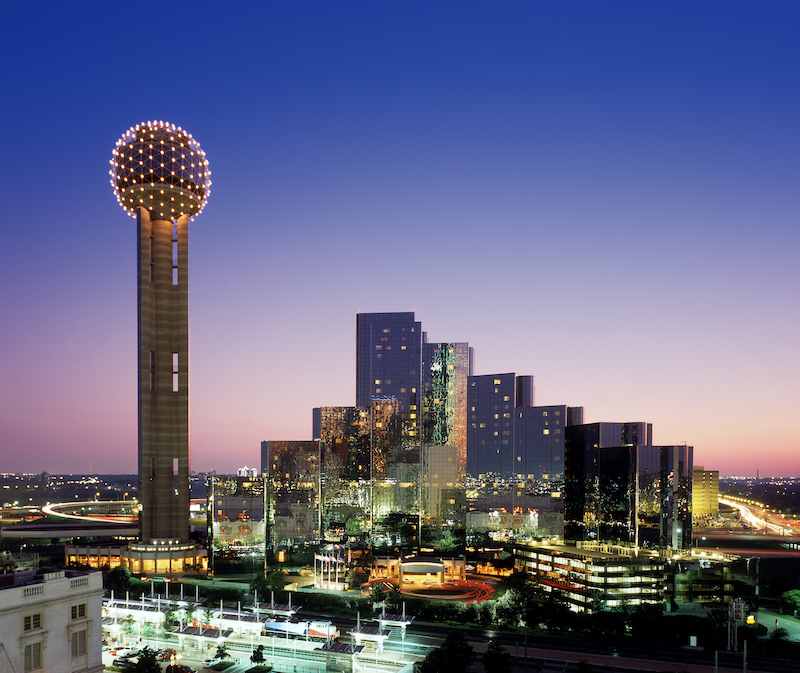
[110,121,211,221]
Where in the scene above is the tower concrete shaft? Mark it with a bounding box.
[137,208,190,543]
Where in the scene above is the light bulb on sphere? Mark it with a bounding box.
[110,120,211,221]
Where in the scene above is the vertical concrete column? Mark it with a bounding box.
[137,208,190,543]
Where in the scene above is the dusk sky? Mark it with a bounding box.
[1,2,797,476]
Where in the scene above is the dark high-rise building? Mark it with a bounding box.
[465,373,582,538]
[639,444,693,548]
[356,312,424,414]
[564,422,692,548]
[356,313,472,450]
[564,422,651,543]
[466,373,583,480]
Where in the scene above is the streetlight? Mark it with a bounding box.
[169,653,183,672]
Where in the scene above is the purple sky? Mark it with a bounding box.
[0,3,798,476]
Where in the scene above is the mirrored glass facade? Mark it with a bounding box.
[261,440,320,547]
[313,400,421,547]
[207,475,270,576]
[564,423,692,548]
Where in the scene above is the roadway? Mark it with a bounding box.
[718,498,795,537]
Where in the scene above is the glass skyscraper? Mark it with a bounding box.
[465,372,583,537]
[564,422,692,548]
[289,312,474,550]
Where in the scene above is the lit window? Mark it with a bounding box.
[543,429,550,435]
[494,379,501,385]
[375,379,381,385]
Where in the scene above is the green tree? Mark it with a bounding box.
[130,647,161,673]
[105,566,137,597]
[369,584,387,605]
[418,631,473,673]
[250,644,265,663]
[494,587,524,629]
[346,569,368,589]
[184,601,197,627]
[214,643,230,660]
[483,637,512,673]
[163,602,180,630]
[770,626,790,641]
[122,615,136,637]
[386,585,403,612]
[250,569,287,597]
[141,621,156,639]
[781,589,800,612]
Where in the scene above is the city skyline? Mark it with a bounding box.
[1,3,798,477]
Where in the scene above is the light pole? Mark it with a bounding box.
[168,652,183,672]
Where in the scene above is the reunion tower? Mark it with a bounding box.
[110,121,210,557]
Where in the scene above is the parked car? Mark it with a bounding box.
[110,647,133,657]
[113,657,135,669]
[158,648,178,661]
[202,658,221,668]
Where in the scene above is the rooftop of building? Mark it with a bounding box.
[0,567,93,591]
[514,539,737,564]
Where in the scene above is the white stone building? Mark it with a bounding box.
[0,568,103,673]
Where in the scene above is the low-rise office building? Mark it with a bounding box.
[513,540,748,612]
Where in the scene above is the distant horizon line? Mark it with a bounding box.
[3,471,799,481]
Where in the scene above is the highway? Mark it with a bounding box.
[718,498,794,536]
